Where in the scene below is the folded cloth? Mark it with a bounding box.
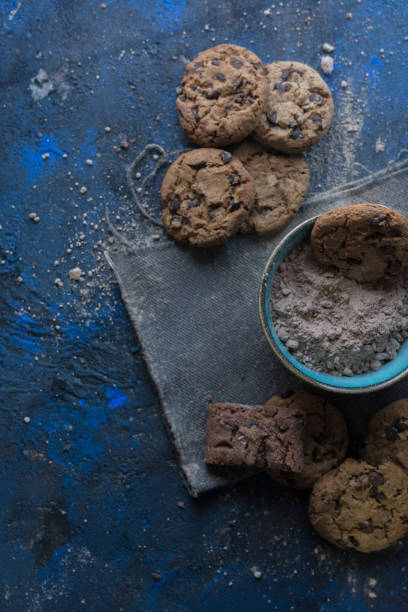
[106,154,408,496]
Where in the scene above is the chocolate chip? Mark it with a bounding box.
[211,57,221,66]
[386,426,399,441]
[365,232,383,240]
[311,114,323,129]
[391,227,403,237]
[230,57,243,69]
[229,200,241,211]
[194,61,204,69]
[247,96,255,104]
[371,214,387,226]
[313,431,328,445]
[387,261,402,275]
[359,519,373,532]
[191,108,199,122]
[176,85,183,95]
[394,417,408,432]
[232,77,243,88]
[380,244,396,254]
[276,418,289,432]
[281,389,294,399]
[245,419,255,428]
[368,471,385,486]
[290,128,305,140]
[349,536,360,547]
[190,85,197,91]
[205,89,219,100]
[281,69,290,81]
[346,257,362,265]
[189,160,207,169]
[228,173,241,186]
[274,182,280,188]
[312,447,323,462]
[267,112,278,125]
[370,486,387,502]
[310,93,323,104]
[220,151,232,164]
[233,93,246,105]
[283,83,291,92]
[168,196,180,214]
[215,73,226,82]
[188,199,200,208]
[275,82,285,93]
[288,120,298,129]
[223,418,238,433]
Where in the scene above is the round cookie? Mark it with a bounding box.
[176,44,268,147]
[309,458,408,552]
[231,140,309,235]
[265,390,348,489]
[160,148,255,246]
[253,61,334,153]
[311,204,408,283]
[360,399,408,472]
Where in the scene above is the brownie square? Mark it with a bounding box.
[205,401,305,471]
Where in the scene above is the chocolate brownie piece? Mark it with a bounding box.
[205,401,305,471]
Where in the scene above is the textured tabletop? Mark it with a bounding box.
[1,0,408,610]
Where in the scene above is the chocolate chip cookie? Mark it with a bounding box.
[265,390,348,489]
[309,459,408,552]
[360,399,408,473]
[161,148,255,246]
[231,140,309,234]
[205,401,305,471]
[176,44,268,147]
[311,204,408,283]
[253,61,334,153]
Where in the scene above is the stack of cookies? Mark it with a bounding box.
[161,44,334,246]
[206,391,408,553]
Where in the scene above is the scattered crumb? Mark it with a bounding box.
[251,567,262,579]
[16,276,23,285]
[152,573,161,580]
[177,501,185,509]
[322,43,335,53]
[80,186,87,194]
[104,126,111,133]
[69,267,84,282]
[239,373,245,380]
[42,152,50,160]
[55,278,63,288]
[28,212,40,223]
[101,2,106,7]
[341,80,348,88]
[345,12,352,19]
[86,159,93,166]
[369,578,377,587]
[120,141,129,149]
[375,138,385,153]
[320,55,334,74]
[24,416,31,423]
[207,394,213,403]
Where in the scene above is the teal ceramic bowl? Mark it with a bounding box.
[258,215,408,394]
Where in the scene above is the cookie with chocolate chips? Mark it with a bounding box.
[309,458,408,552]
[205,401,305,471]
[311,204,408,283]
[176,44,268,147]
[253,61,334,153]
[360,399,408,472]
[231,140,309,235]
[265,390,348,489]
[161,148,255,246]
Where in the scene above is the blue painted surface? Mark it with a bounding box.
[1,0,408,610]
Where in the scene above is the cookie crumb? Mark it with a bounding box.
[341,80,348,89]
[24,416,31,423]
[69,267,84,282]
[345,12,352,19]
[251,567,262,579]
[152,573,161,580]
[55,278,63,287]
[28,212,40,222]
[375,138,385,153]
[79,186,87,194]
[177,501,185,509]
[322,43,335,53]
[207,394,213,403]
[86,159,93,166]
[320,55,334,74]
[104,126,111,133]
[42,152,50,160]
[120,140,129,149]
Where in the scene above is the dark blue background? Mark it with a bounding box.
[1,1,408,610]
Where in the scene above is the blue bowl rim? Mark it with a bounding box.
[258,215,408,394]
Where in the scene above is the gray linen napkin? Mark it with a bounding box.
[106,154,408,497]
